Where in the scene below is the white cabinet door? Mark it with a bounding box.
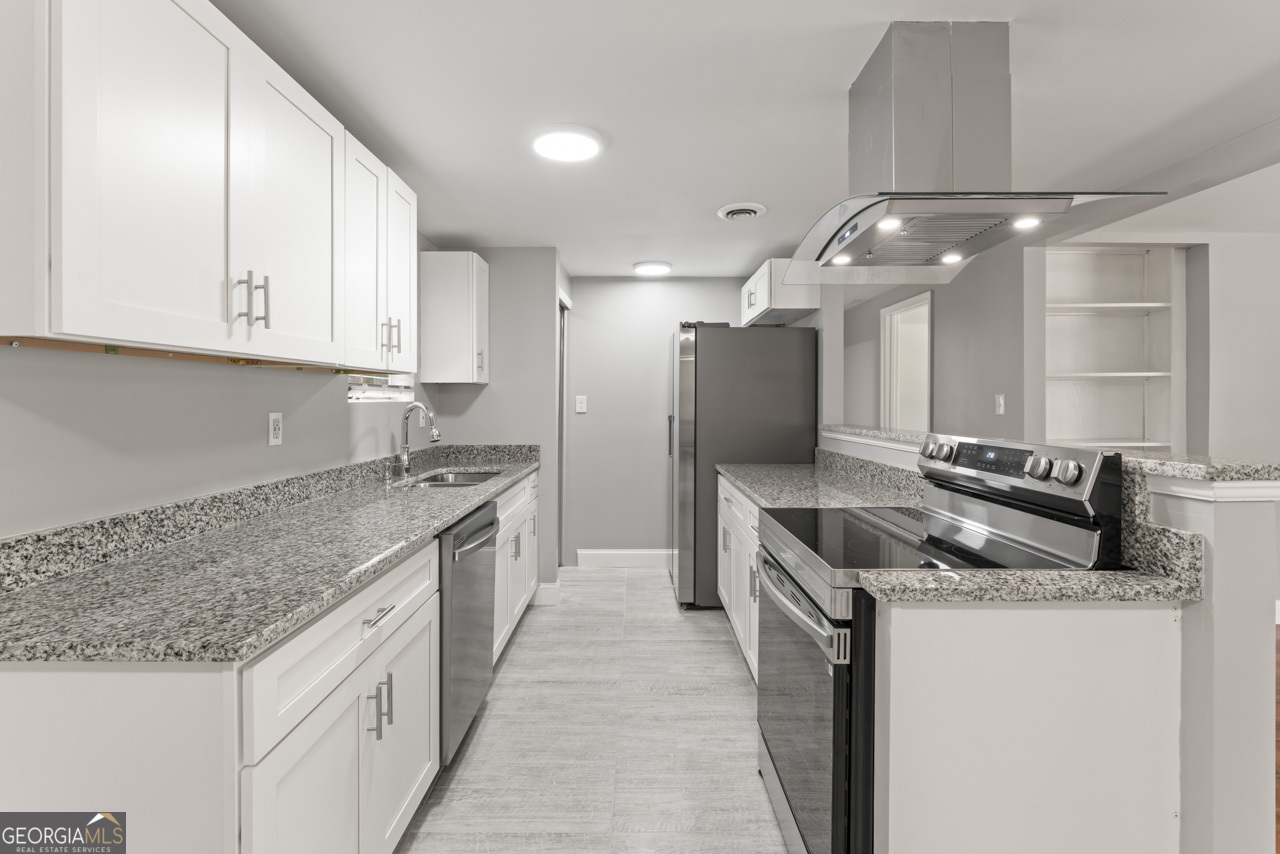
[230,47,345,364]
[746,552,760,680]
[524,501,540,603]
[360,593,440,854]
[507,518,527,632]
[474,255,490,383]
[717,506,734,626]
[241,672,361,854]
[493,525,512,663]
[731,526,750,654]
[385,170,418,374]
[343,133,387,371]
[53,0,246,353]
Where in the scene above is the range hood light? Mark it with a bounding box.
[1014,217,1042,229]
[831,254,852,265]
[877,217,903,231]
[941,253,963,264]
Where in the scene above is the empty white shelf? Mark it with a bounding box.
[1046,302,1173,315]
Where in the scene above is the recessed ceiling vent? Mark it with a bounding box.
[717,202,767,221]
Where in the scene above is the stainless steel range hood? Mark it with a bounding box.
[787,22,1156,286]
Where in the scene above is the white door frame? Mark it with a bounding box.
[880,291,932,431]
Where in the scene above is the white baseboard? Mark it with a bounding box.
[534,582,560,605]
[576,549,674,569]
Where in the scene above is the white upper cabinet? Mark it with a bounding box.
[343,135,418,373]
[52,0,246,354]
[385,171,418,374]
[343,134,389,370]
[229,44,345,364]
[419,251,489,384]
[740,259,820,327]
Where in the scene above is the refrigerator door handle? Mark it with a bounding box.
[668,414,674,456]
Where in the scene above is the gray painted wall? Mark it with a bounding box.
[0,345,441,541]
[561,277,742,558]
[432,248,560,581]
[842,240,1027,439]
[1185,244,1211,457]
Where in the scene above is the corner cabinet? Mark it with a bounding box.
[344,133,418,373]
[717,476,760,681]
[419,252,490,384]
[741,259,819,327]
[1,0,416,372]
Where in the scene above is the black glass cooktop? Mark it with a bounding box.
[762,506,1034,571]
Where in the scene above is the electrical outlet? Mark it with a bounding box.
[994,394,1005,416]
[575,396,588,414]
[268,412,283,446]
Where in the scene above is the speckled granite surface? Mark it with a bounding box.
[820,424,928,444]
[0,448,537,662]
[0,444,536,595]
[1086,446,1280,482]
[715,455,1202,604]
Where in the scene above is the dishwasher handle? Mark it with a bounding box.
[757,551,849,665]
[453,521,499,562]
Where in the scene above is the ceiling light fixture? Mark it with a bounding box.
[633,261,671,277]
[877,217,903,231]
[831,254,852,265]
[1013,216,1042,229]
[532,125,604,162]
[941,253,963,264]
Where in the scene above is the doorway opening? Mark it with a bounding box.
[880,292,932,432]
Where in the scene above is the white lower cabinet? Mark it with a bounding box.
[718,476,760,682]
[492,473,540,663]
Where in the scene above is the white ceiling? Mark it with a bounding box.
[1091,160,1280,234]
[208,0,1280,277]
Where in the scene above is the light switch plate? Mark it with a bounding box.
[575,396,587,414]
[269,412,283,445]
[994,394,1005,416]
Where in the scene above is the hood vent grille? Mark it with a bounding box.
[861,215,1008,265]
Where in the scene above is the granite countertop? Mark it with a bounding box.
[0,461,538,663]
[714,460,1199,605]
[820,423,927,444]
[716,463,919,509]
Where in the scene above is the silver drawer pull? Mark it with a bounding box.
[366,683,385,740]
[384,672,394,726]
[723,528,731,552]
[750,524,759,534]
[363,604,396,630]
[232,271,253,325]
[380,319,391,352]
[259,275,271,328]
[393,319,402,354]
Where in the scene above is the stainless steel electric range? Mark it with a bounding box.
[755,434,1124,854]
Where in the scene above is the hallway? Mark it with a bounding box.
[396,566,786,853]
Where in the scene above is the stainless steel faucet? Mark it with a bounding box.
[400,400,442,476]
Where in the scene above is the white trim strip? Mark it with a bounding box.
[819,430,920,452]
[1146,476,1280,503]
[575,549,674,568]
[533,582,560,605]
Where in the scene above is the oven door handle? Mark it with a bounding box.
[757,554,849,665]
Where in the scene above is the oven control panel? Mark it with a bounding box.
[917,433,1120,518]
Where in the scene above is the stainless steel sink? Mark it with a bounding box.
[395,471,499,488]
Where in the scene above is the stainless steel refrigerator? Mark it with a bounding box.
[668,323,818,607]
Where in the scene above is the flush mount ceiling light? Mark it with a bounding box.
[717,202,767,221]
[941,253,963,264]
[633,261,672,277]
[830,254,852,265]
[877,217,903,231]
[1013,216,1042,229]
[532,125,604,162]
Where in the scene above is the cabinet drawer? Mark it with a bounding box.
[242,540,439,765]
[718,479,751,531]
[496,472,536,531]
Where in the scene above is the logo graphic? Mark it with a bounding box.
[0,812,126,853]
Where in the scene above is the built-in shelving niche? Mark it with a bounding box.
[1044,247,1186,453]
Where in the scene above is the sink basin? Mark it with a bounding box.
[395,471,499,488]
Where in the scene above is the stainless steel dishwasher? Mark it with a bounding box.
[439,501,498,765]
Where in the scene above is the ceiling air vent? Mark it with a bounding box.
[717,202,767,221]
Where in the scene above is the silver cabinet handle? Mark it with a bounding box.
[723,528,731,553]
[750,559,759,602]
[384,671,394,726]
[747,289,756,309]
[363,604,396,630]
[751,524,759,534]
[532,514,537,536]
[393,319,402,354]
[514,532,521,560]
[477,349,485,371]
[366,682,385,740]
[668,414,674,457]
[259,275,271,329]
[380,318,391,352]
[232,271,254,325]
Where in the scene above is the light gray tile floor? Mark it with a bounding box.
[396,566,786,854]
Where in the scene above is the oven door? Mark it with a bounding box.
[757,548,875,854]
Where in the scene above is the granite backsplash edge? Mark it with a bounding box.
[0,444,539,595]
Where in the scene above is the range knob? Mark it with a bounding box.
[1024,455,1053,480]
[934,443,954,462]
[1052,459,1083,486]
[920,440,938,459]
